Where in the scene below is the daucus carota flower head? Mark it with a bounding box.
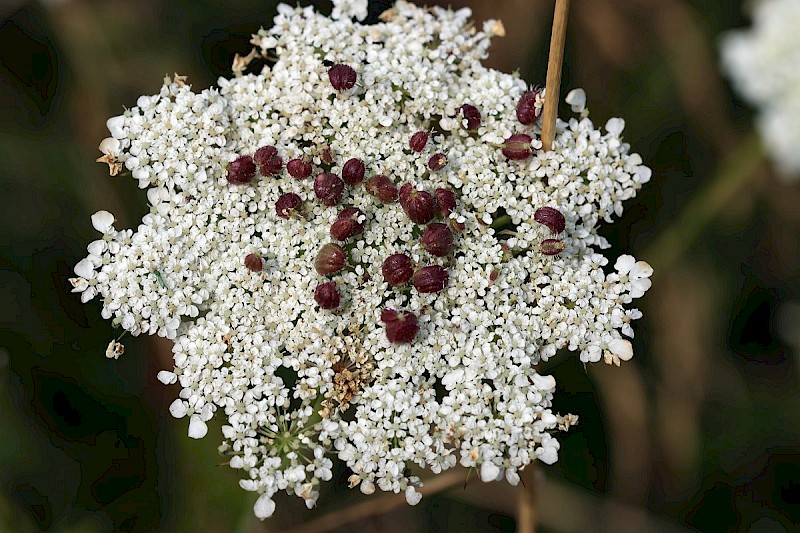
[74,0,653,519]
[720,0,800,177]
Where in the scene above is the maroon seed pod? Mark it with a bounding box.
[434,187,457,217]
[328,63,357,91]
[314,281,341,310]
[502,133,533,160]
[330,207,366,240]
[428,152,447,171]
[314,243,346,275]
[287,158,313,180]
[399,184,438,224]
[459,104,482,131]
[540,238,565,256]
[409,130,430,152]
[381,308,420,344]
[516,90,540,125]
[226,155,257,185]
[254,146,283,176]
[275,192,302,219]
[412,265,449,293]
[382,253,414,286]
[244,253,265,272]
[342,157,366,185]
[534,206,566,234]
[320,148,334,165]
[365,175,399,203]
[314,172,345,206]
[420,222,454,256]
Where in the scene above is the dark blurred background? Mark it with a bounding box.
[1,0,799,531]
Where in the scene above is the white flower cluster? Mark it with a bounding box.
[71,0,652,519]
[721,0,800,177]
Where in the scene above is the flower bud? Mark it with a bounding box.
[399,183,437,224]
[365,175,398,203]
[382,253,414,286]
[314,172,345,206]
[459,104,481,130]
[275,193,302,219]
[420,223,453,256]
[409,131,429,152]
[516,90,540,125]
[287,158,312,180]
[502,133,533,160]
[428,152,447,171]
[434,187,456,217]
[412,265,449,293]
[314,243,346,275]
[314,281,340,310]
[540,238,565,256]
[328,63,357,91]
[254,145,282,176]
[226,155,257,185]
[244,253,265,272]
[342,157,366,185]
[380,308,419,344]
[534,206,565,234]
[330,207,366,240]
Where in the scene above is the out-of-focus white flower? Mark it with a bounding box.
[331,0,369,21]
[721,0,800,177]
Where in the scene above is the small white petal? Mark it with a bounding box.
[565,88,586,112]
[253,494,276,520]
[87,240,107,257]
[605,117,625,136]
[106,115,126,139]
[608,338,634,361]
[614,255,635,274]
[188,415,208,439]
[156,370,177,385]
[91,210,115,233]
[98,137,120,155]
[169,399,187,418]
[74,258,95,279]
[405,486,422,506]
[480,461,500,483]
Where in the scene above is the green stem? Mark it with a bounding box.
[490,214,512,229]
[644,131,765,277]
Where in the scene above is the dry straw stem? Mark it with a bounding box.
[541,0,571,151]
[517,465,538,533]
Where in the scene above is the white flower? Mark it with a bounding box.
[615,255,653,298]
[720,0,800,177]
[105,340,124,359]
[565,88,587,113]
[331,0,368,22]
[76,0,653,519]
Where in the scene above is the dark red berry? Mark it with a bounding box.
[428,152,447,171]
[516,90,540,125]
[382,253,414,286]
[381,308,419,344]
[287,158,312,180]
[534,206,566,234]
[412,265,449,293]
[314,281,340,310]
[540,238,565,256]
[244,253,265,272]
[226,155,257,185]
[365,175,398,203]
[399,184,438,224]
[502,133,533,160]
[459,104,482,130]
[409,131,430,152]
[342,158,366,185]
[254,146,282,176]
[314,243,346,275]
[328,63,357,91]
[275,193,302,219]
[434,187,457,217]
[330,207,366,240]
[420,223,454,256]
[314,172,345,206]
